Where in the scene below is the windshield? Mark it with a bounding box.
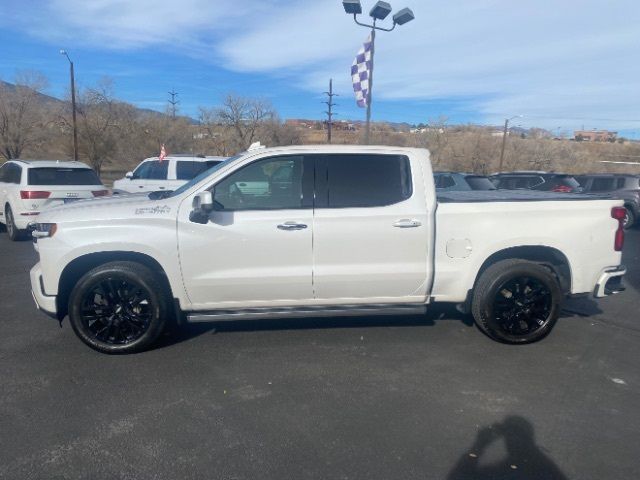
[167,155,241,198]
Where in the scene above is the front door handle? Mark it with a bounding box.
[277,222,308,231]
[393,219,422,228]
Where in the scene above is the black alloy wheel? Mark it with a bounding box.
[79,277,153,345]
[491,276,552,337]
[472,259,562,344]
[68,261,170,354]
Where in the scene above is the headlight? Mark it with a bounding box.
[32,223,57,239]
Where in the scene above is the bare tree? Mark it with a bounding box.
[0,71,49,160]
[69,78,131,175]
[214,94,276,153]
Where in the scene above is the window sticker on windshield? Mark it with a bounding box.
[135,205,171,215]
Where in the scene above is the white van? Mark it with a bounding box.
[112,155,226,194]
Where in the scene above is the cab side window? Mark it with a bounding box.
[213,156,306,211]
[133,161,168,180]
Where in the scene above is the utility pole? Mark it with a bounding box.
[168,89,179,119]
[323,79,338,144]
[60,50,79,162]
[498,115,523,172]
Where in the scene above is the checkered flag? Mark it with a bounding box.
[351,34,372,108]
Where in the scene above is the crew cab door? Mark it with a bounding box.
[177,155,314,310]
[312,153,433,303]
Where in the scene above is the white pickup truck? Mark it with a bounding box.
[29,145,627,354]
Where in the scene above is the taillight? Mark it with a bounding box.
[20,191,51,199]
[611,207,626,251]
[92,190,110,197]
[552,185,572,193]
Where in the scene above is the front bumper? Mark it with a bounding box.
[594,265,626,298]
[30,263,57,318]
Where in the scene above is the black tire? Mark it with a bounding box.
[623,207,635,230]
[471,259,562,344]
[5,205,25,241]
[68,261,171,354]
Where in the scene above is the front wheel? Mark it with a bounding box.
[68,261,171,354]
[471,259,562,344]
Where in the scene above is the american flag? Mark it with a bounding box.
[351,34,372,108]
[159,144,167,161]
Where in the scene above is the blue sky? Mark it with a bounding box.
[1,0,639,137]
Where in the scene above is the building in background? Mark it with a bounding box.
[574,130,618,142]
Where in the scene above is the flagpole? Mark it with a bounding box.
[365,24,375,145]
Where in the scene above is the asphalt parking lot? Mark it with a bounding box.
[1,230,639,480]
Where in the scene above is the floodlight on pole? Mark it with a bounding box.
[60,49,79,162]
[343,1,415,145]
[342,0,362,14]
[369,1,392,20]
[392,7,415,25]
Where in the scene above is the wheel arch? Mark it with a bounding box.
[57,251,174,319]
[473,245,572,295]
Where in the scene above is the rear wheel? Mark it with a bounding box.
[472,259,562,344]
[5,206,25,241]
[623,207,635,230]
[68,261,170,354]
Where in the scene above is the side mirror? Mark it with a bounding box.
[125,171,134,179]
[192,191,214,212]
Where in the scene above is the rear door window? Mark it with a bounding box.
[466,176,496,190]
[28,168,101,186]
[589,177,617,192]
[316,154,412,208]
[176,161,214,180]
[434,175,455,189]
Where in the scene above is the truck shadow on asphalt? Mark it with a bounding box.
[447,416,568,480]
[155,304,474,349]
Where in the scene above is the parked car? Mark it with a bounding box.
[30,146,626,354]
[574,174,640,229]
[0,160,108,241]
[434,172,497,191]
[490,171,583,193]
[112,155,226,194]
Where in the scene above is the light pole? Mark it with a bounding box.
[60,49,79,162]
[498,115,523,171]
[342,1,414,144]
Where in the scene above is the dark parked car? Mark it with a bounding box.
[433,172,497,191]
[490,171,582,193]
[575,174,640,229]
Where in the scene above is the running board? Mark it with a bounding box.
[186,303,428,323]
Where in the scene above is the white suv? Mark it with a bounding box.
[112,155,226,194]
[0,160,108,241]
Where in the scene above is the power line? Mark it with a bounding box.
[322,79,338,144]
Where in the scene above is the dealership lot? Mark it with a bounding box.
[1,230,639,479]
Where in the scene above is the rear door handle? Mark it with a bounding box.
[277,222,308,231]
[393,219,422,228]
